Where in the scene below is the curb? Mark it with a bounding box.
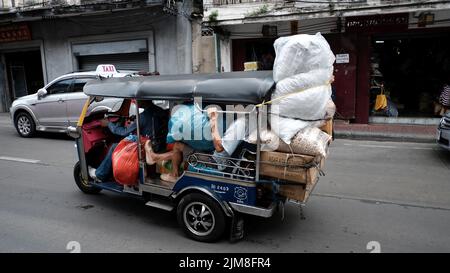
[334,130,436,143]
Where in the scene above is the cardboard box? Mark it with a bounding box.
[262,173,318,202]
[320,118,333,136]
[259,151,321,184]
[277,177,318,202]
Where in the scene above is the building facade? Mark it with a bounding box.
[203,0,450,124]
[0,0,196,112]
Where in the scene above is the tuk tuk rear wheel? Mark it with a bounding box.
[73,162,102,194]
[177,192,226,242]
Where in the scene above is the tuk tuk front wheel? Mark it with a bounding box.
[177,193,226,242]
[73,162,102,194]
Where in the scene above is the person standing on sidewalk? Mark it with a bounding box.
[439,78,450,116]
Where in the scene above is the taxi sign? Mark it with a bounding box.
[96,64,117,76]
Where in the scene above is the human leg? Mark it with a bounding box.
[145,140,174,164]
[94,143,118,181]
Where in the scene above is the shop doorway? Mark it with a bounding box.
[232,38,276,71]
[4,50,44,101]
[370,32,450,118]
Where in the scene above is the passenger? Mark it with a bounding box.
[88,100,167,182]
[145,104,246,182]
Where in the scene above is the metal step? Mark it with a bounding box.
[145,200,174,212]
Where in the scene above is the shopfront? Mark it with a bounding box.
[0,23,45,112]
[370,31,450,119]
[0,5,193,112]
[342,11,450,124]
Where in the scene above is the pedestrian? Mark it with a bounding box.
[438,76,450,116]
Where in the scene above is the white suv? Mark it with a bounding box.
[10,65,136,137]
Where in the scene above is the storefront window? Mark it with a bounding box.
[370,33,450,118]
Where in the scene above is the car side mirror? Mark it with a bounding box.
[37,88,47,99]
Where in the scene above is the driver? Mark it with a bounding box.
[88,100,167,182]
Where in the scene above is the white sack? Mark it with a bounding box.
[271,85,332,121]
[246,129,280,152]
[276,127,331,158]
[273,67,334,97]
[273,33,335,82]
[221,116,247,156]
[247,128,331,158]
[324,99,336,120]
[270,114,323,144]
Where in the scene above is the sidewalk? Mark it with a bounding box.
[334,120,437,142]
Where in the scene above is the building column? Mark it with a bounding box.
[0,55,8,112]
[355,34,371,124]
[176,1,193,74]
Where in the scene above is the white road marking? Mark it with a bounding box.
[342,143,435,150]
[0,156,41,164]
[312,193,450,211]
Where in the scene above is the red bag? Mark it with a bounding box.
[112,136,148,185]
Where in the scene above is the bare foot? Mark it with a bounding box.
[160,173,177,183]
[144,140,156,165]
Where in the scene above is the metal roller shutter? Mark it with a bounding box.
[78,52,149,72]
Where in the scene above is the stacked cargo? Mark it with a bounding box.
[258,33,336,202]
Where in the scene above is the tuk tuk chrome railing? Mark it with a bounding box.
[187,150,257,181]
[193,102,262,181]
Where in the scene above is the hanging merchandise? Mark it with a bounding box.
[374,86,388,111]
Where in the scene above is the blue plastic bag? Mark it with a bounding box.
[166,104,216,152]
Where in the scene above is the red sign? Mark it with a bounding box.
[345,14,409,33]
[0,23,32,43]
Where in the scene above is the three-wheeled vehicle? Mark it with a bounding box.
[68,71,323,242]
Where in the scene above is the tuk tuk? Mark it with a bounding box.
[68,71,324,242]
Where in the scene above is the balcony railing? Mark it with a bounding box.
[1,0,78,10]
[0,0,162,12]
[211,0,275,5]
[209,0,369,5]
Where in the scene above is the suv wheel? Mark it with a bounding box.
[15,112,36,138]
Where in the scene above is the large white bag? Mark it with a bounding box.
[270,114,323,144]
[273,33,335,82]
[277,127,331,158]
[246,127,331,158]
[273,67,333,97]
[271,84,332,120]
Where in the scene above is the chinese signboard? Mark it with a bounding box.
[0,23,32,43]
[345,14,409,33]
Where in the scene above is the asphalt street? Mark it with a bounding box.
[1,113,450,252]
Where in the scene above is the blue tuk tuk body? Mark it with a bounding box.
[70,71,316,242]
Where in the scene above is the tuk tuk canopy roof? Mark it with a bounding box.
[83,71,275,104]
